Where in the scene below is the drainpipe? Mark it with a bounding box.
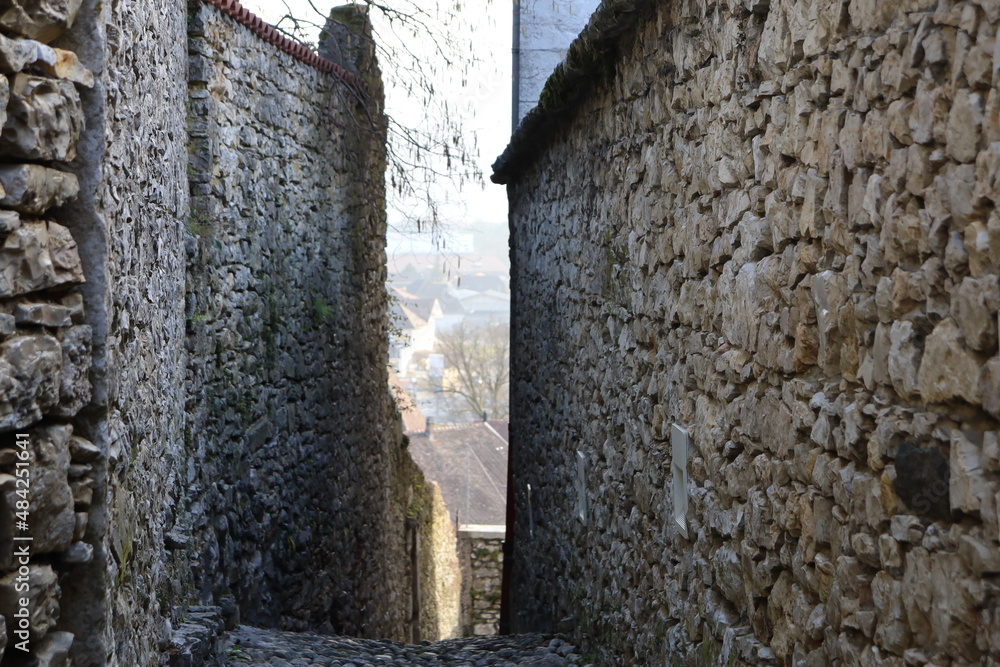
[511,0,521,133]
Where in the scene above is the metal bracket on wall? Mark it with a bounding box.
[527,483,534,538]
[671,424,689,538]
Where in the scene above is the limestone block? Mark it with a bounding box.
[909,78,942,146]
[765,192,798,249]
[801,0,843,58]
[0,0,83,43]
[951,276,999,351]
[917,318,981,405]
[72,511,86,541]
[0,166,79,215]
[880,209,926,267]
[0,564,58,642]
[0,211,19,234]
[0,334,60,430]
[0,74,82,161]
[24,425,74,554]
[981,358,1000,419]
[878,534,902,569]
[946,89,984,163]
[0,76,8,129]
[965,219,996,276]
[49,325,90,418]
[906,144,933,196]
[974,142,1000,204]
[958,534,1000,575]
[887,320,921,399]
[39,48,93,87]
[0,220,83,298]
[62,539,91,563]
[862,110,890,166]
[47,221,83,285]
[886,99,914,145]
[812,271,848,375]
[69,475,91,507]
[0,32,54,72]
[57,291,82,324]
[758,9,792,80]
[871,572,910,654]
[21,630,72,667]
[950,430,989,515]
[68,435,99,463]
[14,302,72,327]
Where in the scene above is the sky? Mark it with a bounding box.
[242,0,513,245]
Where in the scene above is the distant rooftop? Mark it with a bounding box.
[407,421,509,526]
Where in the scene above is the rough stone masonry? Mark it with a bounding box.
[0,0,444,666]
[495,0,1000,664]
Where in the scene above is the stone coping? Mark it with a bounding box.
[197,0,363,90]
[458,524,506,539]
[491,0,656,185]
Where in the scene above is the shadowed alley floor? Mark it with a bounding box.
[221,626,589,666]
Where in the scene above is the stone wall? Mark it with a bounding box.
[458,526,504,636]
[496,0,1000,664]
[0,0,139,664]
[177,1,427,643]
[0,0,422,664]
[96,0,191,663]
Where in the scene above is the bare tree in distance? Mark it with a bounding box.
[264,0,497,240]
[435,320,509,423]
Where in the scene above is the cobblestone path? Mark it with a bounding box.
[222,626,588,666]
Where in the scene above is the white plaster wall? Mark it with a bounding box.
[517,0,601,122]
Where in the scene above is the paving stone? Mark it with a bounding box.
[222,627,584,667]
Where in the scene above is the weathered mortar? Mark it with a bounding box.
[497,0,1000,664]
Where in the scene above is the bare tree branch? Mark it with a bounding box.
[434,321,509,421]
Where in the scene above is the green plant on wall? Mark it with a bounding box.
[406,474,427,519]
[226,645,251,662]
[186,210,214,237]
[114,523,137,587]
[312,297,334,323]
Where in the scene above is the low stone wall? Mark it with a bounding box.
[459,526,504,636]
[497,0,1000,664]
